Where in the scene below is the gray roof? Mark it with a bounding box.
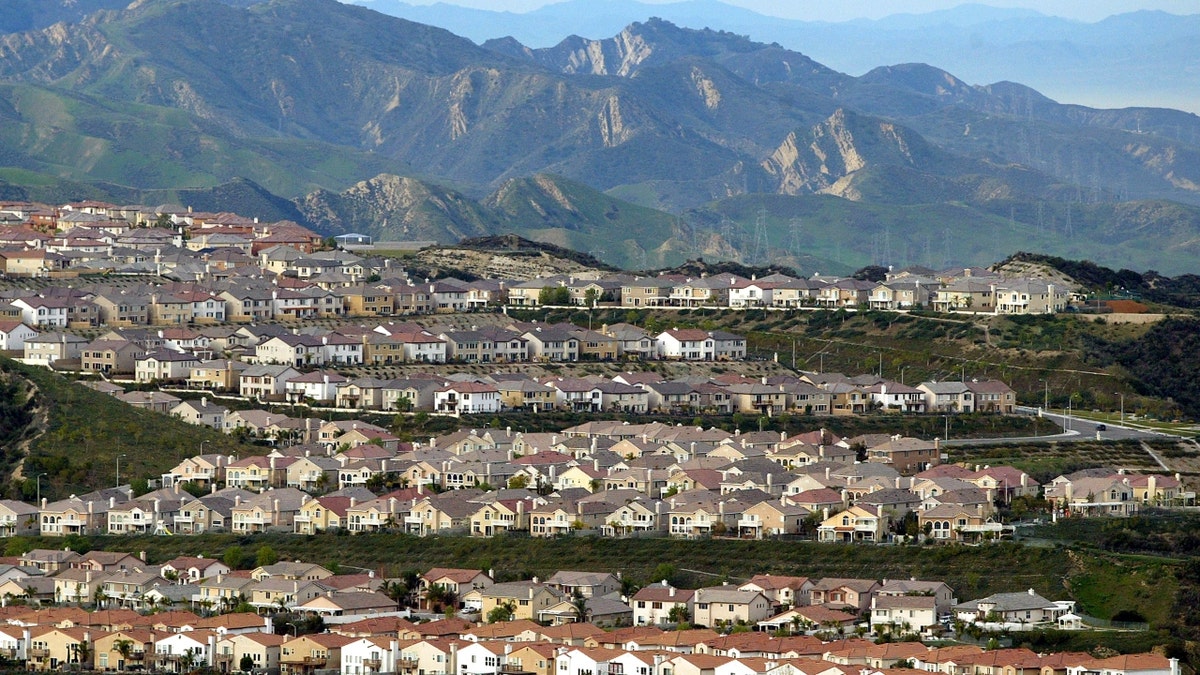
[956,589,1057,612]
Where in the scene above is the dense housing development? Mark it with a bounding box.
[0,200,1188,673]
[0,550,1176,674]
[0,202,1075,331]
[3,408,1189,545]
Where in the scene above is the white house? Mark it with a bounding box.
[870,594,938,634]
[455,641,508,675]
[10,297,69,328]
[0,320,38,351]
[135,349,199,383]
[434,382,502,415]
[630,581,695,626]
[656,329,715,360]
[255,335,325,367]
[340,637,397,675]
[320,333,364,365]
[285,370,347,403]
[155,630,215,669]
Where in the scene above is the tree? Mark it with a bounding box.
[584,288,601,307]
[507,475,529,490]
[570,590,591,623]
[224,545,245,570]
[852,265,889,283]
[179,647,197,672]
[667,604,690,626]
[130,478,150,497]
[256,545,279,567]
[538,286,571,306]
[649,563,677,586]
[240,654,256,673]
[380,579,411,610]
[114,639,134,671]
[93,586,109,609]
[73,639,91,668]
[487,600,517,623]
[425,584,456,613]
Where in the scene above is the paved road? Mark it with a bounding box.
[1018,406,1171,441]
[941,407,1169,446]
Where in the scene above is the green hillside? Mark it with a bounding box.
[485,174,689,269]
[0,358,256,501]
[0,83,402,196]
[686,193,1200,274]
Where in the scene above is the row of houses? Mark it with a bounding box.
[0,605,1175,675]
[513,269,1071,316]
[87,374,1010,432]
[7,320,747,372]
[0,256,1074,325]
[3,199,1071,318]
[11,389,1180,547]
[0,549,1177,675]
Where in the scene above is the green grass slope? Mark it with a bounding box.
[0,358,256,500]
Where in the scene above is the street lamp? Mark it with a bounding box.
[116,453,127,489]
[1038,378,1049,411]
[1114,392,1125,426]
[35,472,46,503]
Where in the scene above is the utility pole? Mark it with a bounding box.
[1114,391,1125,426]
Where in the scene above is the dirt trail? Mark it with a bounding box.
[6,375,47,483]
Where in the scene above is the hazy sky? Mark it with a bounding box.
[384,0,1198,22]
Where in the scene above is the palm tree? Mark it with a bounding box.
[425,584,456,613]
[179,647,197,673]
[570,590,591,623]
[381,580,407,610]
[114,638,134,672]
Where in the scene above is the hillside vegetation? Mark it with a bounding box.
[0,358,256,500]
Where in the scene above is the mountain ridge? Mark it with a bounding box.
[348,0,1200,113]
[2,0,1200,272]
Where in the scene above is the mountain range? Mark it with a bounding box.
[347,0,1200,114]
[1,0,1200,272]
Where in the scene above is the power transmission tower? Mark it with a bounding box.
[788,217,803,259]
[751,207,768,264]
